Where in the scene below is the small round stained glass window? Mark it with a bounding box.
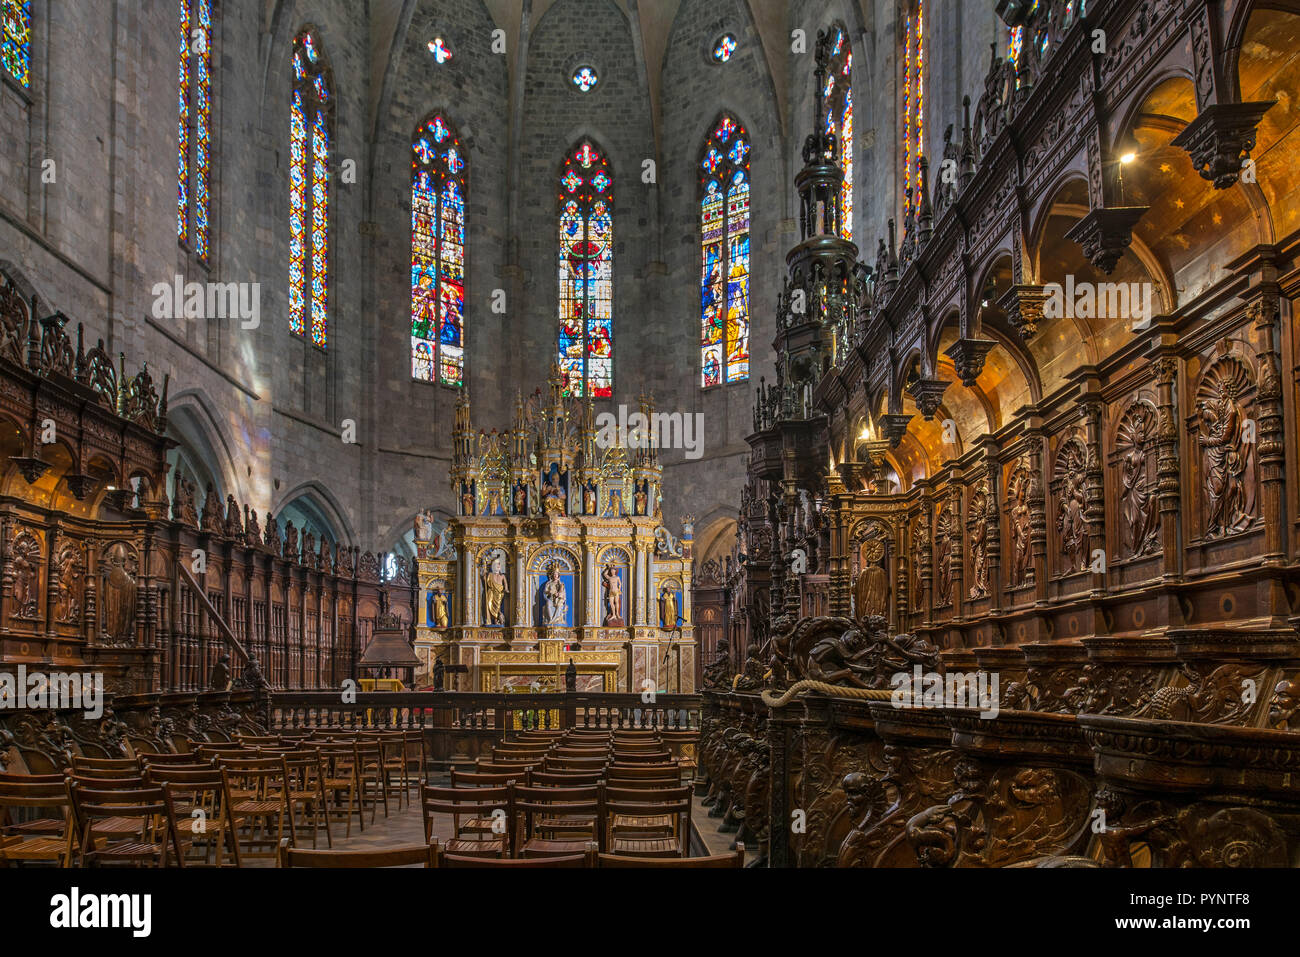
[572,66,599,92]
[712,34,738,62]
[427,37,452,64]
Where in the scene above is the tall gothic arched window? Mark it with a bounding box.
[178,0,213,259]
[410,113,466,386]
[1,1,31,88]
[557,140,613,399]
[823,25,853,241]
[700,113,751,388]
[900,2,926,228]
[290,29,332,349]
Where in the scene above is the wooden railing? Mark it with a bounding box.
[269,691,701,733]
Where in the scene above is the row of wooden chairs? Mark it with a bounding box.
[421,779,693,859]
[0,738,415,867]
[278,837,743,868]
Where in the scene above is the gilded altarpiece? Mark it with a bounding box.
[414,366,696,693]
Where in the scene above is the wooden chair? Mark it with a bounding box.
[280,749,332,849]
[420,783,512,858]
[70,755,142,774]
[598,845,744,868]
[218,756,292,861]
[70,784,178,867]
[543,756,607,773]
[147,767,242,867]
[234,734,284,747]
[354,739,390,823]
[512,782,603,857]
[362,732,410,809]
[608,762,680,782]
[604,785,691,858]
[435,839,593,868]
[609,750,673,764]
[0,778,75,866]
[316,742,364,837]
[449,768,525,788]
[141,752,215,767]
[475,759,541,774]
[401,730,427,787]
[277,837,435,868]
[528,769,602,788]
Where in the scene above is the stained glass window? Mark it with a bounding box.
[177,0,212,258]
[700,113,750,388]
[823,27,853,241]
[428,36,452,63]
[1,0,30,88]
[411,113,467,386]
[901,3,925,228]
[290,30,332,349]
[713,34,737,62]
[572,66,598,92]
[557,140,613,398]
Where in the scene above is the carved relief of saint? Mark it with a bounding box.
[853,538,888,621]
[54,541,84,624]
[601,563,624,625]
[10,532,40,619]
[542,566,568,626]
[582,481,597,515]
[1009,472,1033,586]
[1055,440,1090,573]
[634,481,648,516]
[968,490,989,600]
[482,552,509,626]
[102,543,138,644]
[542,468,566,515]
[1196,371,1255,537]
[461,483,475,516]
[1118,404,1159,556]
[512,481,527,515]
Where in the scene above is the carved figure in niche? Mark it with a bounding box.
[853,537,889,621]
[460,483,475,516]
[542,467,566,515]
[659,584,678,630]
[512,481,527,515]
[1117,402,1160,556]
[968,487,989,600]
[542,565,568,626]
[911,523,928,609]
[482,551,509,626]
[1008,466,1033,586]
[54,541,84,624]
[933,507,954,606]
[634,480,648,516]
[582,480,597,515]
[430,587,449,629]
[1055,440,1089,573]
[485,485,503,516]
[608,488,623,515]
[1268,679,1300,730]
[101,542,138,644]
[1196,359,1256,537]
[10,532,40,619]
[601,563,624,625]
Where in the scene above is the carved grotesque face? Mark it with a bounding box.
[1268,680,1300,728]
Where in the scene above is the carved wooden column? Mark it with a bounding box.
[1151,355,1183,582]
[767,711,794,868]
[43,524,59,646]
[827,472,850,618]
[916,487,933,628]
[1081,397,1107,596]
[1025,418,1050,606]
[980,441,1003,614]
[947,481,965,621]
[1249,292,1286,564]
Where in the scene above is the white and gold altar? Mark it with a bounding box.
[413,364,695,694]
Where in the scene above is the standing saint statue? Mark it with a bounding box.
[543,565,568,626]
[854,538,889,621]
[431,587,449,629]
[601,564,624,625]
[659,584,678,631]
[482,553,508,626]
